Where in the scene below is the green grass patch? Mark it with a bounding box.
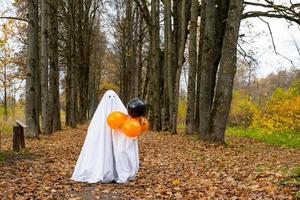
[0,105,24,135]
[279,166,300,198]
[255,164,267,172]
[0,149,35,164]
[177,123,185,129]
[226,127,300,148]
[0,121,12,135]
[0,150,14,162]
[186,134,200,141]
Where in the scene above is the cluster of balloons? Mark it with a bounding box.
[107,98,149,137]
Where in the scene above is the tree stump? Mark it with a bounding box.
[13,120,27,152]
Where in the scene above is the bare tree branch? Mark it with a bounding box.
[243,0,300,25]
[244,1,273,8]
[259,17,295,67]
[258,17,277,53]
[237,43,256,62]
[0,16,28,22]
[243,12,300,25]
[133,0,151,27]
[292,36,300,56]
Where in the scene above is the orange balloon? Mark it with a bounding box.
[121,119,142,137]
[139,117,149,132]
[107,111,128,129]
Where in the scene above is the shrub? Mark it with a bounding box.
[252,85,300,132]
[229,91,260,127]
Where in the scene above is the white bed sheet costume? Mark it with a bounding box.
[71,90,139,183]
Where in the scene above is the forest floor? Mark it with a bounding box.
[0,124,299,200]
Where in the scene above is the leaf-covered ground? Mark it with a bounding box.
[0,125,299,199]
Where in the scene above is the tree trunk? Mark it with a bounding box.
[49,0,61,132]
[126,0,134,102]
[185,0,198,134]
[194,0,206,131]
[35,2,41,136]
[170,0,190,134]
[210,0,230,103]
[77,0,86,123]
[3,64,7,118]
[12,83,15,119]
[199,0,217,139]
[65,33,71,126]
[40,0,51,134]
[25,0,38,137]
[70,30,77,128]
[208,0,243,143]
[88,52,96,119]
[163,0,172,131]
[137,15,144,98]
[133,7,140,98]
[169,0,179,133]
[150,0,161,131]
[142,58,150,100]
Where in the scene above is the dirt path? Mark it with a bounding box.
[0,125,299,199]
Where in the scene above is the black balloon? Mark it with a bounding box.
[127,98,147,117]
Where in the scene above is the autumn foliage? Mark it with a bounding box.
[229,80,300,132]
[229,91,260,127]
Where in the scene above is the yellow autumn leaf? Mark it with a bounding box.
[172,179,181,185]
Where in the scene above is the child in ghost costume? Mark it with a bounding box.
[71,90,139,183]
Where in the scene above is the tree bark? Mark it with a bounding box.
[162,0,173,131]
[25,0,38,137]
[210,0,230,103]
[170,0,190,134]
[167,0,178,133]
[69,1,78,128]
[199,0,217,139]
[186,0,198,134]
[163,0,172,131]
[3,64,8,118]
[70,38,77,129]
[40,0,51,134]
[194,0,206,131]
[208,0,243,143]
[88,21,104,119]
[124,0,134,103]
[65,33,71,126]
[149,0,161,131]
[35,2,41,136]
[48,0,61,132]
[77,0,87,123]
